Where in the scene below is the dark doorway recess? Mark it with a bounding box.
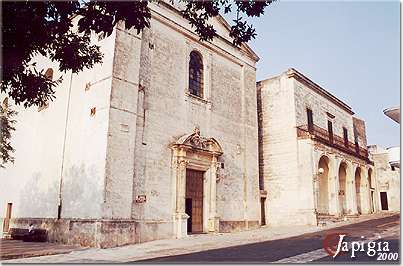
[380,192,389,211]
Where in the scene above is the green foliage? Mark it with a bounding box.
[181,0,276,46]
[0,101,17,168]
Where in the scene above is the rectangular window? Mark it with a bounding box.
[343,127,348,147]
[328,120,333,143]
[307,108,313,131]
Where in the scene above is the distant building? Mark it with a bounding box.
[257,68,376,226]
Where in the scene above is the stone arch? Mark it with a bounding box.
[317,155,330,214]
[338,161,348,215]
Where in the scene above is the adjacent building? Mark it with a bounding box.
[0,2,260,248]
[368,106,400,212]
[257,68,376,227]
[368,145,400,212]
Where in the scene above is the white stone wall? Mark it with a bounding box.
[0,29,116,220]
[257,74,316,226]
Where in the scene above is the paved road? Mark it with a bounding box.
[138,214,400,263]
[0,239,81,260]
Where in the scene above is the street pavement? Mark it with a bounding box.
[3,213,399,263]
[138,214,400,263]
[0,239,82,261]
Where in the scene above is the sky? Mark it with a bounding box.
[230,0,400,148]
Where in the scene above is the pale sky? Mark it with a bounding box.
[230,0,400,148]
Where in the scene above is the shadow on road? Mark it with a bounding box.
[136,214,400,263]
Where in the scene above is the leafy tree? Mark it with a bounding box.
[0,99,17,168]
[2,0,275,108]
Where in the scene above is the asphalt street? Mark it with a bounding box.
[137,214,400,263]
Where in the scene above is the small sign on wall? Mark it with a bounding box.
[135,195,146,203]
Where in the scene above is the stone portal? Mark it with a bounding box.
[171,127,223,238]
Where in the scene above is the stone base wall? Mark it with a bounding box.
[266,210,317,227]
[135,220,174,243]
[7,218,177,248]
[6,218,262,247]
[8,218,138,248]
[6,218,178,248]
[219,220,260,233]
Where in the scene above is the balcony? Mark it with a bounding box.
[296,124,370,162]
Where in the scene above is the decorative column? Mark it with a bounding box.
[313,173,319,215]
[348,179,358,215]
[208,156,219,232]
[362,172,371,214]
[333,156,343,217]
[328,157,338,215]
[174,153,189,238]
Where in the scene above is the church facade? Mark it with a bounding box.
[0,2,260,248]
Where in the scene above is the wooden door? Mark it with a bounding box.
[186,169,204,233]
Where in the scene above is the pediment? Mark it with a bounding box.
[154,1,259,62]
[172,127,223,155]
[212,15,259,61]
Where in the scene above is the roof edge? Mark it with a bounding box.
[286,68,354,115]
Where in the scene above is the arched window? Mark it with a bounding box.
[188,51,203,98]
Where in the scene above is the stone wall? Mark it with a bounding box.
[0,27,116,221]
[123,5,260,235]
[8,218,137,248]
[257,74,316,226]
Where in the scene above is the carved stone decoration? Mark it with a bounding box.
[171,127,223,156]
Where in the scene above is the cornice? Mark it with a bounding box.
[287,68,354,115]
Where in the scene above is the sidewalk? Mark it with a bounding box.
[3,212,397,263]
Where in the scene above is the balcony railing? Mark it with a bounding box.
[297,124,370,161]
